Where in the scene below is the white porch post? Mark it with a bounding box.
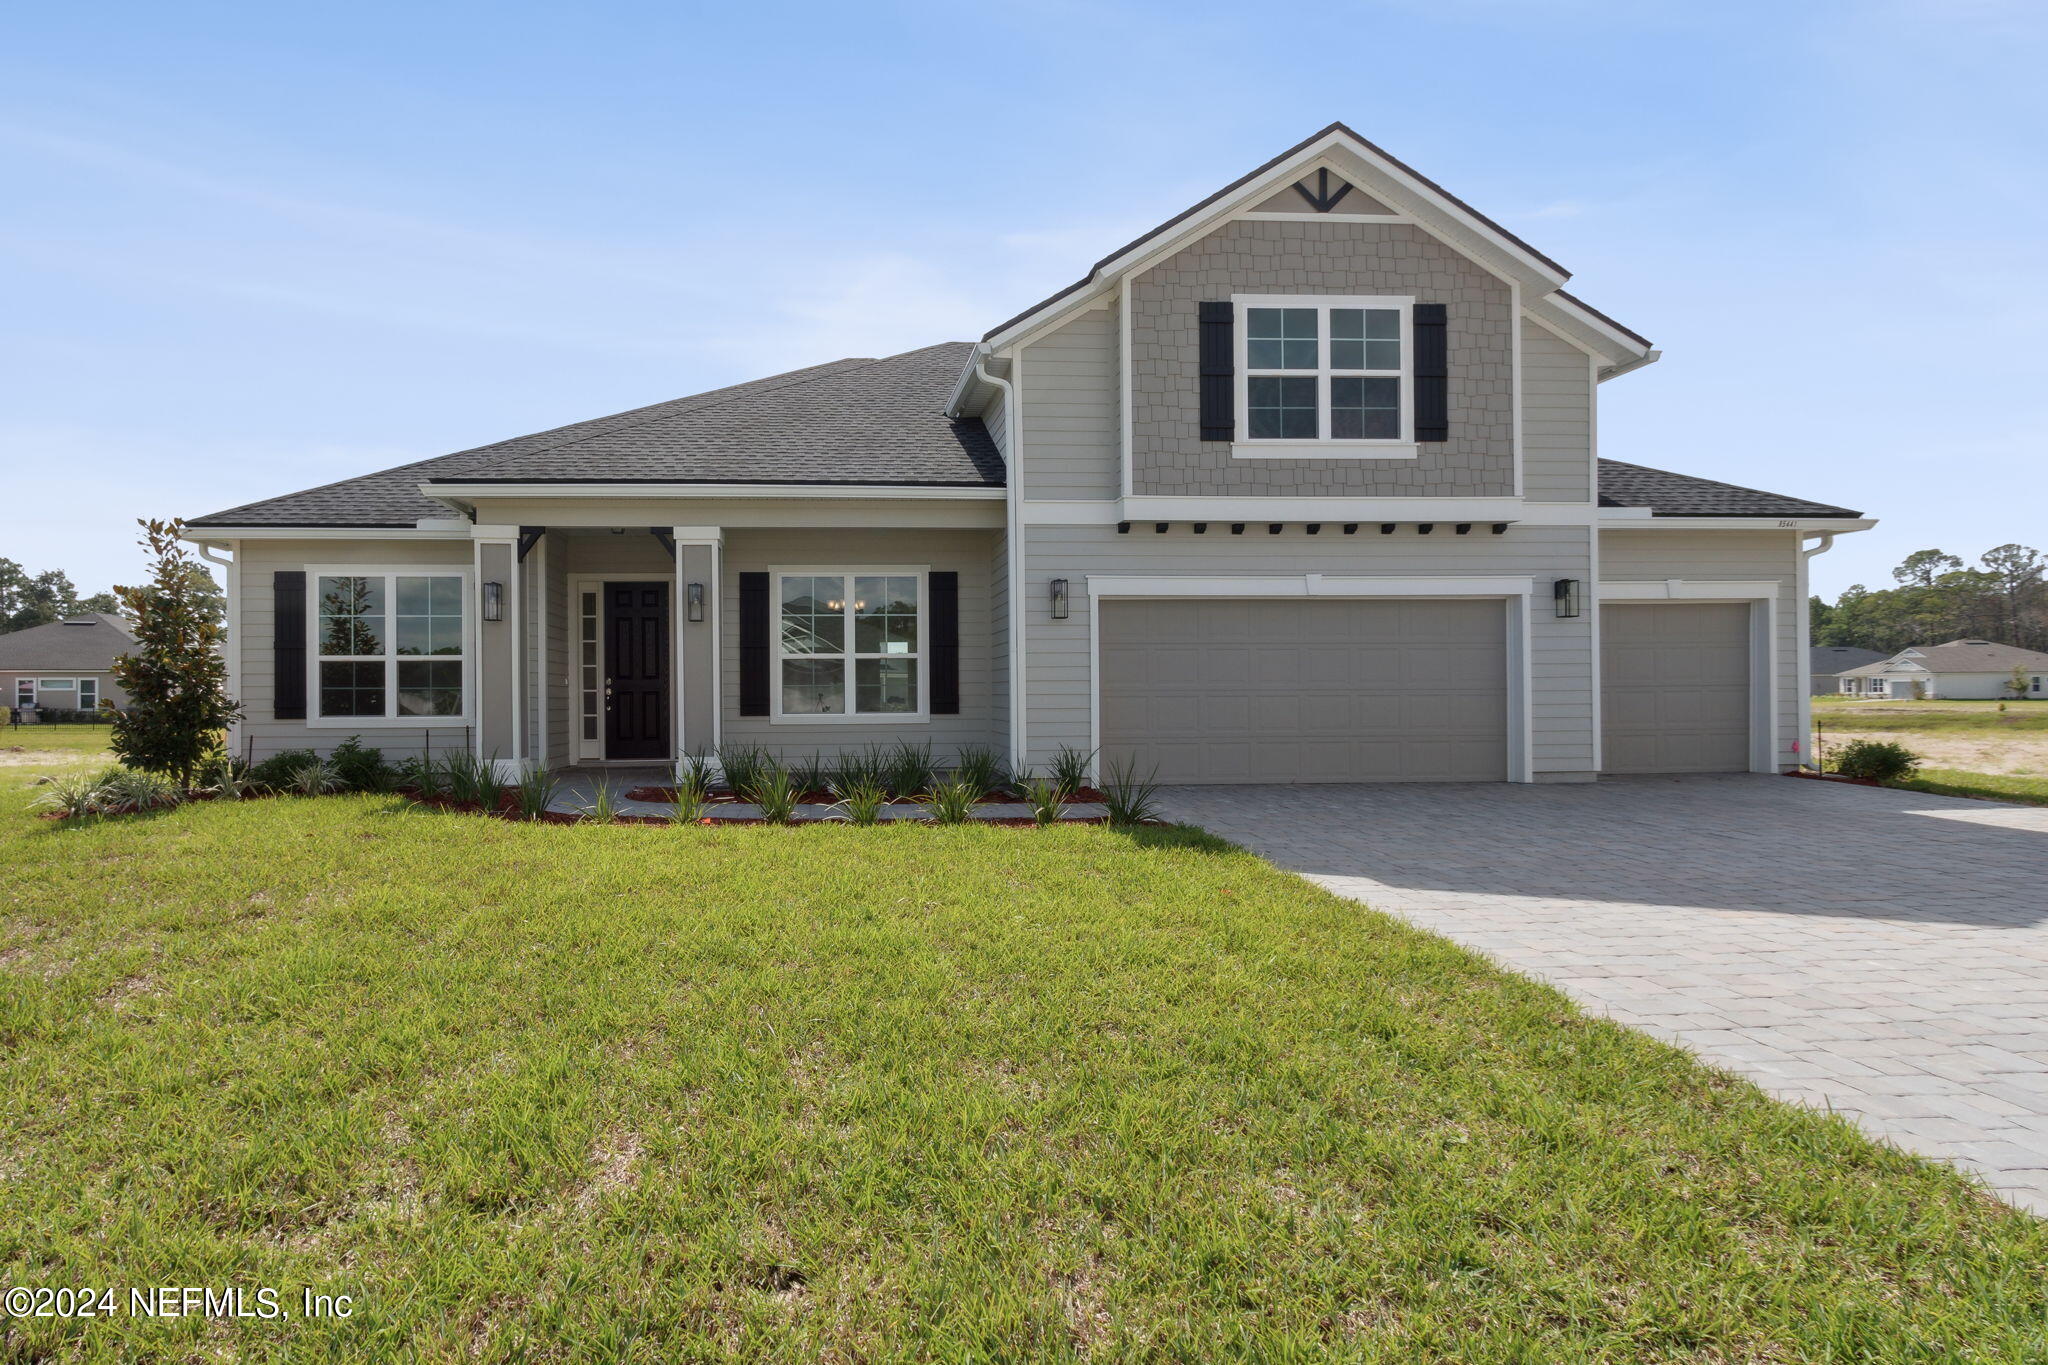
[471,524,526,778]
[673,526,723,766]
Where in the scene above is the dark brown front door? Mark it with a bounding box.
[604,582,670,760]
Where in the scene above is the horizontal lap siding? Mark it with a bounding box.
[233,538,475,763]
[1019,310,1118,500]
[1021,524,1595,775]
[1521,319,1592,503]
[718,528,1003,762]
[1599,528,1803,769]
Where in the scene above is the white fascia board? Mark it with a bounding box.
[1087,573,1532,599]
[1599,516,1877,533]
[420,482,1007,501]
[181,525,474,541]
[1522,293,1652,372]
[978,131,1570,353]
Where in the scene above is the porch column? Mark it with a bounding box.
[673,526,722,762]
[472,526,524,777]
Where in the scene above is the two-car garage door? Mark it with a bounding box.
[1099,599,1508,783]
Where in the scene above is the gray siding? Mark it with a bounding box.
[1019,524,1596,777]
[232,537,475,763]
[1521,318,1593,503]
[539,532,570,769]
[1129,218,1514,497]
[1018,308,1119,500]
[718,528,1003,762]
[1599,528,1803,769]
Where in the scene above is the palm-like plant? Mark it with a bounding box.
[743,764,799,824]
[827,776,888,826]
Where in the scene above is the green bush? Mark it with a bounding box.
[1834,738,1922,782]
[328,736,396,792]
[250,749,319,791]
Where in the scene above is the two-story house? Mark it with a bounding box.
[183,124,1874,785]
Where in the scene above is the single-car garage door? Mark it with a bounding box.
[1601,602,1752,774]
[1099,598,1508,783]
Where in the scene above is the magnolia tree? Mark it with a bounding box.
[109,519,241,785]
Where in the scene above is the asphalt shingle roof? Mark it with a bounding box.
[1811,647,1889,677]
[188,344,1002,528]
[0,614,136,672]
[187,342,1858,528]
[1839,641,2048,677]
[1597,459,1860,519]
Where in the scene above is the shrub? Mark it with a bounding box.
[1100,753,1164,827]
[718,744,769,799]
[285,759,345,797]
[513,765,559,822]
[196,752,259,799]
[789,751,827,798]
[883,740,935,799]
[828,744,890,795]
[442,751,500,808]
[1047,745,1094,801]
[921,777,980,825]
[669,762,713,824]
[99,766,186,811]
[33,771,112,819]
[1020,773,1066,827]
[576,781,619,825]
[107,518,241,785]
[951,745,1006,798]
[328,736,396,792]
[1833,738,1922,783]
[399,754,447,800]
[250,749,319,791]
[828,776,888,826]
[744,763,799,825]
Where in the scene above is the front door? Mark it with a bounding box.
[604,581,670,760]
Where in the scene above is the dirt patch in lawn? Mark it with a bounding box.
[1816,727,2048,776]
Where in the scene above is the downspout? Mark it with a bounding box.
[1797,532,1837,771]
[195,541,239,754]
[963,350,1026,774]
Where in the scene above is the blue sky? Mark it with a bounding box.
[4,0,2043,601]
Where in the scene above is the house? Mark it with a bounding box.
[1836,641,2048,701]
[0,613,135,717]
[1811,646,1889,694]
[181,123,1875,784]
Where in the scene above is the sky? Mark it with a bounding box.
[3,0,2044,602]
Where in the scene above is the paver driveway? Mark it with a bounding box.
[1156,774,2048,1213]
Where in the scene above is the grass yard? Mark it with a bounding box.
[4,743,2047,1361]
[1812,697,2048,802]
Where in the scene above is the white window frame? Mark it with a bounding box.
[769,566,929,724]
[306,566,474,728]
[1231,292,1417,460]
[37,678,76,694]
[77,678,98,710]
[14,678,33,707]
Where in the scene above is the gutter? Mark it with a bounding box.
[970,348,1027,773]
[1796,531,1839,771]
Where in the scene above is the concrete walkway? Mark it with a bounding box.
[1155,774,2048,1213]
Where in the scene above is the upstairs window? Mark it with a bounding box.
[1237,295,1411,448]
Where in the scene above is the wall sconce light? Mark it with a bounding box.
[1050,577,1070,620]
[1553,578,1582,619]
[687,581,705,622]
[482,581,504,622]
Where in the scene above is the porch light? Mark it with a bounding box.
[1050,578,1069,620]
[482,581,504,622]
[1553,578,1582,619]
[687,582,705,622]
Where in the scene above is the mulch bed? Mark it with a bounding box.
[623,785,1109,805]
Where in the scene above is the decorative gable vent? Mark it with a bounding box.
[1293,168,1353,213]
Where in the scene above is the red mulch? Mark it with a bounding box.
[623,785,1108,805]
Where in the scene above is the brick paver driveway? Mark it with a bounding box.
[1157,774,2048,1213]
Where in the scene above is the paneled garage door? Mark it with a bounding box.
[1098,598,1508,784]
[1601,602,1752,774]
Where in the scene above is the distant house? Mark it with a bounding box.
[0,613,135,717]
[1837,639,2048,701]
[1811,646,1888,695]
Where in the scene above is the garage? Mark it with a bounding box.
[1098,598,1509,784]
[1601,602,1752,774]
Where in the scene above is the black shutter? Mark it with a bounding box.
[273,571,307,720]
[929,571,959,715]
[738,572,769,717]
[1414,303,1448,442]
[1198,301,1234,441]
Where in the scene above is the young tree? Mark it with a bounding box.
[108,519,241,785]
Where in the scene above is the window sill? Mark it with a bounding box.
[767,713,930,726]
[1230,441,1419,460]
[306,716,472,729]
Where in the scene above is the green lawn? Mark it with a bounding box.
[3,744,2046,1361]
[1812,695,2048,733]
[1891,767,2048,807]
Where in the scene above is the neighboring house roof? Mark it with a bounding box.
[1811,647,1888,677]
[1597,459,1860,519]
[1839,640,2048,677]
[189,342,1856,529]
[189,343,1003,528]
[0,613,135,672]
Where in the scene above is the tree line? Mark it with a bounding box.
[1811,544,2047,655]
[0,555,224,634]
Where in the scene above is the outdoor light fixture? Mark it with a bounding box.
[1553,578,1583,619]
[1050,578,1070,620]
[687,581,705,622]
[482,581,504,622]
